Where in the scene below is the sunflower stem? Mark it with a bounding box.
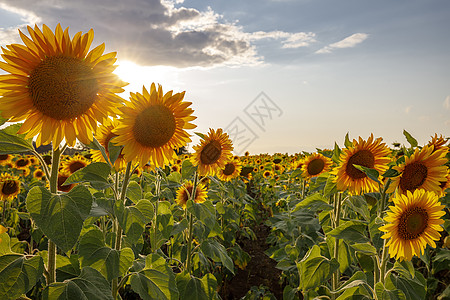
[379,239,389,284]
[331,193,342,299]
[186,172,198,275]
[152,170,162,253]
[31,149,51,184]
[46,145,62,285]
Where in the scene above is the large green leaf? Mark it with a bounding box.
[78,227,134,281]
[176,272,219,300]
[43,267,113,300]
[375,282,406,300]
[130,254,179,300]
[181,159,196,180]
[0,254,44,300]
[126,181,143,203]
[64,162,111,190]
[294,193,333,212]
[385,271,426,300]
[187,199,216,229]
[0,129,33,154]
[297,245,339,291]
[115,199,154,244]
[200,238,235,274]
[328,220,369,244]
[56,254,81,282]
[26,185,93,253]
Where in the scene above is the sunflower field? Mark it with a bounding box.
[0,24,450,300]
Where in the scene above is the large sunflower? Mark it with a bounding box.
[332,134,391,194]
[0,24,127,147]
[60,154,90,174]
[0,173,21,201]
[113,84,196,168]
[217,159,242,181]
[301,153,332,179]
[192,128,233,176]
[380,189,445,261]
[387,145,447,195]
[175,181,207,209]
[91,118,127,171]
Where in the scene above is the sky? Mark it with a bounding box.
[0,0,449,155]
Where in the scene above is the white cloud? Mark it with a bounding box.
[443,95,450,110]
[0,0,316,68]
[316,33,369,54]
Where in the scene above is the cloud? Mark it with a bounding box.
[0,0,316,68]
[316,33,368,54]
[443,95,450,110]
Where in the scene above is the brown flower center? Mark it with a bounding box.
[133,104,176,148]
[29,55,99,120]
[34,170,44,178]
[58,175,74,192]
[15,158,30,168]
[200,141,222,165]
[69,161,87,173]
[345,150,375,179]
[398,206,428,240]
[399,162,428,192]
[2,180,19,195]
[223,163,236,176]
[0,154,9,161]
[307,158,325,176]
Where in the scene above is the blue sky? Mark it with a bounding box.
[0,0,449,154]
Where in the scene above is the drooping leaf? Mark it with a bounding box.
[26,185,93,253]
[43,267,113,300]
[200,238,235,274]
[115,199,154,244]
[328,220,369,244]
[294,193,333,212]
[375,282,406,300]
[176,272,218,300]
[0,254,44,300]
[0,130,33,154]
[64,162,111,190]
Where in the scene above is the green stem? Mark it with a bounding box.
[152,171,162,252]
[331,193,342,299]
[31,149,51,183]
[46,145,62,284]
[186,172,198,275]
[379,239,389,284]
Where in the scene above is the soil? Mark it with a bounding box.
[220,224,283,300]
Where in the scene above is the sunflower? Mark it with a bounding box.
[171,164,181,173]
[380,189,445,261]
[14,156,31,170]
[57,171,76,192]
[113,84,196,168]
[301,153,332,179]
[427,134,448,154]
[33,168,46,180]
[439,171,450,196]
[387,145,447,195]
[60,154,90,174]
[332,134,391,194]
[90,118,127,171]
[217,160,242,181]
[0,154,13,166]
[291,159,304,171]
[175,181,207,209]
[0,173,21,201]
[263,170,273,179]
[192,128,233,176]
[0,24,127,147]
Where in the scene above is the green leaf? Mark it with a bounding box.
[194,132,206,139]
[176,272,218,300]
[350,243,377,256]
[352,164,380,184]
[0,114,7,126]
[87,137,111,167]
[0,233,12,255]
[385,271,426,300]
[43,267,113,300]
[181,159,196,180]
[26,185,93,253]
[297,245,340,291]
[115,199,154,244]
[56,254,81,282]
[334,271,370,294]
[186,200,216,229]
[393,261,415,279]
[64,162,111,190]
[107,137,122,165]
[130,254,179,300]
[344,132,352,148]
[375,282,406,300]
[126,181,142,203]
[167,171,181,184]
[403,130,418,148]
[328,220,369,244]
[0,254,44,300]
[294,193,333,212]
[346,196,370,222]
[200,238,235,274]
[323,176,338,197]
[0,130,33,155]
[332,142,342,164]
[78,227,133,281]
